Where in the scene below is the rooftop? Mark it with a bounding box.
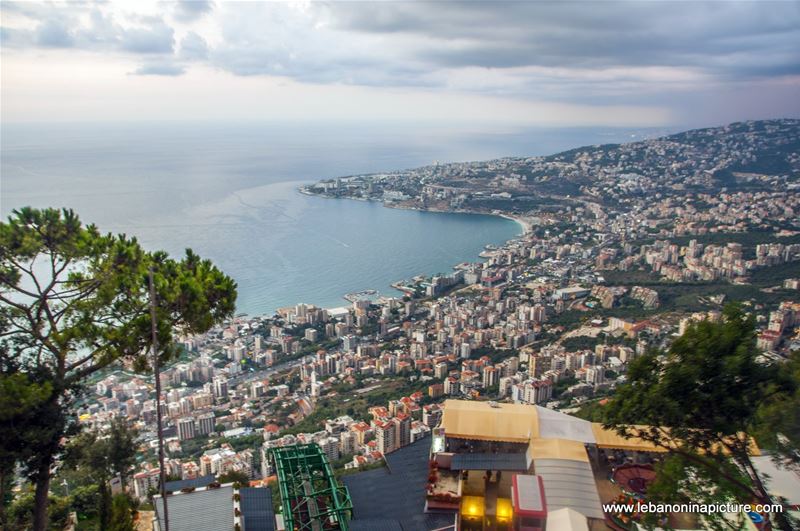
[239,487,275,531]
[342,436,456,531]
[440,400,539,443]
[154,485,234,531]
[154,485,277,531]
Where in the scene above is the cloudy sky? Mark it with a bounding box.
[1,0,798,127]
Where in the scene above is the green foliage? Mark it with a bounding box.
[7,491,70,531]
[753,350,800,467]
[218,470,250,485]
[0,367,55,525]
[69,484,99,517]
[551,376,579,399]
[571,399,608,422]
[604,305,798,530]
[642,454,754,530]
[107,494,135,531]
[63,420,137,488]
[0,207,237,381]
[0,207,237,530]
[176,435,210,459]
[107,418,138,489]
[61,421,136,528]
[470,346,518,365]
[335,460,387,478]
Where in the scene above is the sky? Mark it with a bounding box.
[1,0,799,128]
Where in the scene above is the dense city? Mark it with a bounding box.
[46,120,797,530]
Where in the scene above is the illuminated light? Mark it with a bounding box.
[460,496,485,518]
[497,498,513,520]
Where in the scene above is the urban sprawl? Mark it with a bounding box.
[78,120,799,525]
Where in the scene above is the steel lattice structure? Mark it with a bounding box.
[269,444,353,531]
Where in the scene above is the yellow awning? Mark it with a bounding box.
[441,400,539,443]
[591,424,668,452]
[591,424,761,456]
[528,437,590,462]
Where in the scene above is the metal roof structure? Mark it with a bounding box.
[342,436,456,531]
[546,508,590,531]
[534,405,595,443]
[347,520,404,531]
[441,400,757,456]
[532,459,605,520]
[450,453,529,471]
[240,487,276,531]
[154,485,234,531]
[269,443,353,531]
[527,438,590,463]
[511,474,547,520]
[441,400,539,443]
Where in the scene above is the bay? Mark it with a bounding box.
[0,121,669,315]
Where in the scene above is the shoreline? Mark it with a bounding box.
[385,202,531,236]
[285,188,531,316]
[498,213,533,236]
[301,186,531,237]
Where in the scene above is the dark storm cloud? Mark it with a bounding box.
[1,0,798,97]
[323,1,800,81]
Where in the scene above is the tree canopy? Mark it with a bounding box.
[604,305,798,530]
[0,207,237,530]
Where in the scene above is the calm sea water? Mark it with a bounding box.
[0,121,669,315]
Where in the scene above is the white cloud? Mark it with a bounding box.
[1,0,798,125]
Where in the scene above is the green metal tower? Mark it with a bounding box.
[269,443,353,531]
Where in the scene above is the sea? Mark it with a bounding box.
[0,121,672,315]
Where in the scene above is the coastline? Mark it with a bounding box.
[293,187,531,314]
[383,202,531,235]
[301,186,531,237]
[498,213,533,236]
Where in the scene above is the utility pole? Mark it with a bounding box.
[150,268,169,531]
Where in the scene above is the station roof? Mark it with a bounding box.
[240,487,275,531]
[535,405,595,443]
[512,474,547,519]
[440,400,539,442]
[590,423,667,453]
[451,453,529,471]
[154,485,234,531]
[546,508,590,531]
[752,455,800,507]
[528,438,590,463]
[441,400,760,457]
[343,436,455,531]
[533,459,605,520]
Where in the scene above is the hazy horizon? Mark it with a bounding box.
[2,1,798,130]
